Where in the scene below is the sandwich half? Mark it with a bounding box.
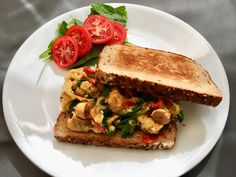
[54,45,222,150]
[96,45,222,106]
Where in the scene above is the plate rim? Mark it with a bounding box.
[2,3,230,177]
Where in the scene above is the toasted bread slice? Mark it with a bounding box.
[54,113,177,150]
[96,45,222,106]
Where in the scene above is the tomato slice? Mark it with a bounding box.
[65,25,92,57]
[51,36,79,68]
[83,15,114,44]
[107,22,127,45]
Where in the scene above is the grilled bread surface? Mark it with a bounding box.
[96,45,222,106]
[54,113,177,150]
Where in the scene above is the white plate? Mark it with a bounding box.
[3,3,230,177]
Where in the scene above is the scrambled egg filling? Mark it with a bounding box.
[61,68,183,138]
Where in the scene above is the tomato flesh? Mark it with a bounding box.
[83,15,114,44]
[97,124,105,133]
[147,100,164,110]
[122,99,137,108]
[107,22,127,45]
[65,25,92,57]
[83,66,96,75]
[51,36,79,68]
[140,131,167,143]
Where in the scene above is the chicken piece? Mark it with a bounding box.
[67,117,92,132]
[107,89,126,113]
[90,106,104,125]
[67,117,101,133]
[80,81,98,95]
[137,115,163,134]
[107,115,119,125]
[151,108,171,125]
[74,102,93,119]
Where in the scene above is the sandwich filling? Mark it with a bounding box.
[60,67,184,141]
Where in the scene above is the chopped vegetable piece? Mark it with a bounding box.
[147,100,164,109]
[122,99,136,108]
[140,131,167,143]
[83,66,96,75]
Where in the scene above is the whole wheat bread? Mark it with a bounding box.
[54,113,177,150]
[96,45,222,106]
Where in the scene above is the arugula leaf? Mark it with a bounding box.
[90,3,128,26]
[177,109,184,123]
[69,45,104,69]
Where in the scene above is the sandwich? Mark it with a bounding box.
[54,44,222,150]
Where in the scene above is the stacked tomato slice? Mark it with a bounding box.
[51,15,127,68]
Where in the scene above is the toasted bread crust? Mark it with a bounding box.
[54,113,177,150]
[96,69,222,106]
[96,45,222,106]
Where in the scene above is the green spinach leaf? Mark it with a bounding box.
[118,122,135,138]
[90,3,128,26]
[69,45,104,69]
